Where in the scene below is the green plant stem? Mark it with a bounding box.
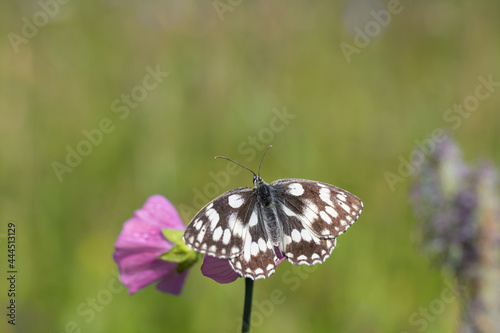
[241,278,254,333]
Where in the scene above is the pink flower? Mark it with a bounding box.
[201,248,286,283]
[113,195,189,295]
[114,195,286,293]
[201,255,240,283]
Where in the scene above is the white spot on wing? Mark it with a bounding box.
[337,193,347,202]
[258,238,267,251]
[251,242,259,256]
[340,202,351,214]
[288,183,304,196]
[222,228,231,244]
[248,208,258,227]
[283,205,297,217]
[213,226,223,242]
[320,211,332,224]
[325,206,338,218]
[303,199,318,214]
[301,229,312,242]
[194,219,202,230]
[196,227,206,242]
[207,209,220,230]
[319,188,334,206]
[232,216,245,237]
[291,229,302,242]
[243,234,253,261]
[228,194,244,208]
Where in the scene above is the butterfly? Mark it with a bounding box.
[183,146,363,280]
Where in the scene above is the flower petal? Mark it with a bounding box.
[114,195,184,256]
[135,195,185,230]
[118,256,177,294]
[156,269,190,295]
[113,195,188,295]
[201,255,240,284]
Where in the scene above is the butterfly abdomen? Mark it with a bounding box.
[256,181,284,246]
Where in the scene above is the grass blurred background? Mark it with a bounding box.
[1,0,499,332]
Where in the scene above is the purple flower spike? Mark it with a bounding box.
[113,195,189,295]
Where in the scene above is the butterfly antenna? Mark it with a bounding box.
[215,156,257,177]
[258,145,272,177]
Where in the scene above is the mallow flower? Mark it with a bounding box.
[113,195,242,295]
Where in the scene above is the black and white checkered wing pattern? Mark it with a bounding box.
[228,203,279,279]
[183,187,254,258]
[183,187,279,279]
[270,179,363,265]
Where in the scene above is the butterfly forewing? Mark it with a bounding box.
[183,187,255,258]
[271,179,363,239]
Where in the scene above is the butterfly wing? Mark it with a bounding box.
[183,187,279,279]
[183,187,255,259]
[270,178,363,265]
[228,201,279,279]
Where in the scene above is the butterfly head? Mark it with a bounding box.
[253,174,264,186]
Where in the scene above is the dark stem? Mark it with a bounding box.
[241,278,254,333]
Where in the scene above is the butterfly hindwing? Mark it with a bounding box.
[275,206,337,265]
[229,204,278,279]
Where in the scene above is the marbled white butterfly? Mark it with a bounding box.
[183,146,363,280]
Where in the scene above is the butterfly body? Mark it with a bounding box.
[253,176,284,247]
[184,173,363,280]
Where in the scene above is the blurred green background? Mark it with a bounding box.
[1,0,499,332]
